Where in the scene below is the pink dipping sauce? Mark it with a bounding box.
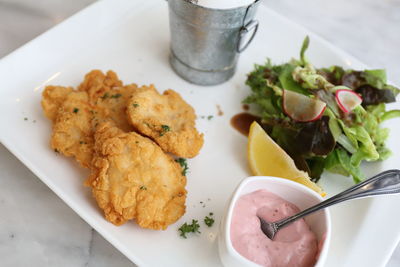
[230,189,318,267]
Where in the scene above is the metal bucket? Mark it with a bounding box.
[168,0,260,86]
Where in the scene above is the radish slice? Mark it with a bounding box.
[335,89,362,113]
[282,90,326,122]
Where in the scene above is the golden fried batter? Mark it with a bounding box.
[126,85,204,158]
[79,70,123,103]
[41,85,73,121]
[42,70,137,168]
[51,91,94,168]
[87,123,187,229]
[93,84,137,132]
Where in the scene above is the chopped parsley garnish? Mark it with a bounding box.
[132,103,139,108]
[178,220,201,238]
[200,115,214,120]
[101,93,109,99]
[204,214,214,227]
[73,108,79,113]
[160,125,171,136]
[111,93,122,99]
[175,158,188,176]
[140,185,147,190]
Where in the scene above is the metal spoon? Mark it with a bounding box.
[258,169,400,240]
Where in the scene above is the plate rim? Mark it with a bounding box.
[0,0,399,266]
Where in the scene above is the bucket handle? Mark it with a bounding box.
[236,19,259,53]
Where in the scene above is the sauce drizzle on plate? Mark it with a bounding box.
[230,112,260,136]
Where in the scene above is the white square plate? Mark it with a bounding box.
[1,0,399,266]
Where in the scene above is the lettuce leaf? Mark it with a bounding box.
[278,64,309,95]
[325,148,364,183]
[244,62,284,117]
[356,85,396,105]
[295,116,336,156]
[337,120,359,150]
[318,66,345,85]
[292,64,334,91]
[350,126,379,165]
[307,157,325,182]
[382,110,400,122]
[300,36,310,66]
[339,69,400,98]
[324,108,358,153]
[324,108,342,140]
[363,69,387,89]
[376,146,392,161]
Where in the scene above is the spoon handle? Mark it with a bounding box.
[277,169,400,229]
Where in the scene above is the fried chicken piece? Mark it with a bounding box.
[93,84,138,132]
[42,70,137,168]
[49,84,137,168]
[78,70,123,103]
[41,85,73,121]
[51,91,94,168]
[86,122,187,229]
[126,85,204,158]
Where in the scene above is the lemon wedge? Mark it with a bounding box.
[248,121,326,196]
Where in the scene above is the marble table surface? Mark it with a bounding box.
[0,0,399,266]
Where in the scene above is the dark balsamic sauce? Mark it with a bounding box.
[230,113,261,136]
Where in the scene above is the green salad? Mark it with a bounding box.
[244,37,400,183]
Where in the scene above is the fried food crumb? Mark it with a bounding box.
[216,104,224,116]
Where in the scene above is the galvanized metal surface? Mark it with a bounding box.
[168,0,260,85]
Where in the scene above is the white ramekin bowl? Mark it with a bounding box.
[218,176,331,267]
